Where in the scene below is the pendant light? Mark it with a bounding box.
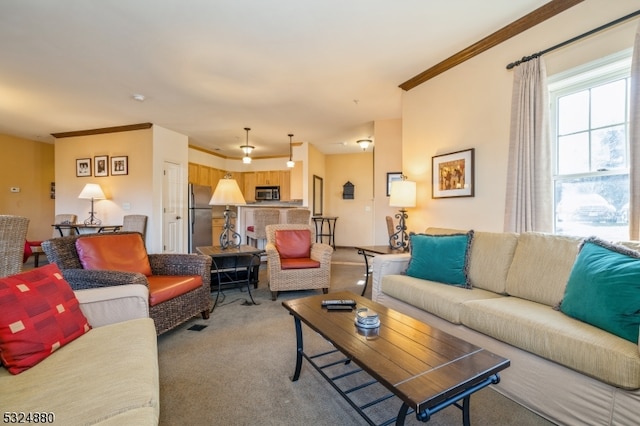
[286,133,295,168]
[240,127,254,164]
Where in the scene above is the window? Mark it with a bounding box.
[549,50,631,241]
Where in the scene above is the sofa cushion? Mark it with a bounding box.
[275,230,311,259]
[406,231,473,288]
[76,233,152,276]
[380,274,502,324]
[0,318,159,424]
[280,258,321,270]
[146,275,202,307]
[426,228,519,294]
[561,237,640,344]
[0,264,91,374]
[505,232,581,306]
[461,297,640,389]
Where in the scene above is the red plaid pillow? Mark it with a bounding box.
[0,264,91,374]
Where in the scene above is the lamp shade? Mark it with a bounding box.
[389,180,416,208]
[78,183,106,200]
[209,178,246,206]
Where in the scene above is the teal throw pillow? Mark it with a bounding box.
[405,231,473,288]
[560,237,640,344]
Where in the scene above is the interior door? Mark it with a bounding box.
[163,161,183,253]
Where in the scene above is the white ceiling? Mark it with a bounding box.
[0,0,547,158]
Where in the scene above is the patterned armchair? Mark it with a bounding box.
[42,232,212,335]
[264,224,332,301]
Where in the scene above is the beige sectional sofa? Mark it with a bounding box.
[0,284,159,425]
[372,228,640,425]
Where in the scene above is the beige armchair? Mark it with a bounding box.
[264,224,332,301]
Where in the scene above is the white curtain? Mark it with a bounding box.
[629,22,640,240]
[504,57,552,233]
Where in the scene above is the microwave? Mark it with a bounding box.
[255,186,280,201]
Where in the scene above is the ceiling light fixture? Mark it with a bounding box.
[286,133,295,168]
[132,94,145,102]
[357,139,372,151]
[241,127,254,164]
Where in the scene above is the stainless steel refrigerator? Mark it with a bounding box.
[188,184,212,253]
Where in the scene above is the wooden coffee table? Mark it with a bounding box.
[282,291,510,425]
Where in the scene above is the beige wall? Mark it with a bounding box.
[402,0,640,234]
[54,128,153,226]
[325,153,374,246]
[373,118,403,245]
[0,134,54,241]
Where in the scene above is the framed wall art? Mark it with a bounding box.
[94,155,109,177]
[76,158,91,177]
[432,148,475,198]
[386,172,402,196]
[111,156,128,176]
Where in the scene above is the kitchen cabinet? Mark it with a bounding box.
[255,171,281,186]
[241,170,290,201]
[212,218,225,245]
[243,173,256,202]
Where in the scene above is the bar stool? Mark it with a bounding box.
[246,209,281,248]
[286,208,311,224]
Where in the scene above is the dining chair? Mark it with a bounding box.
[285,208,311,224]
[1,215,29,277]
[122,214,148,239]
[26,214,77,267]
[246,209,281,248]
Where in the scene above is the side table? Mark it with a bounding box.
[311,216,338,249]
[354,245,408,296]
[196,245,264,310]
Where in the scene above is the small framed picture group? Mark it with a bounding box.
[76,155,128,177]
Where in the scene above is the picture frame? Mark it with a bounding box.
[432,148,475,198]
[111,156,128,176]
[386,172,403,196]
[313,175,323,216]
[76,158,91,177]
[94,155,109,177]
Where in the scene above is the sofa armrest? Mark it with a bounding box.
[371,253,411,300]
[74,284,150,327]
[62,269,148,290]
[148,253,211,277]
[310,243,333,266]
[265,243,282,269]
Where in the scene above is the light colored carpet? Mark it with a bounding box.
[157,248,554,425]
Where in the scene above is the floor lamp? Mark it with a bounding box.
[78,183,106,225]
[209,174,246,249]
[389,177,416,250]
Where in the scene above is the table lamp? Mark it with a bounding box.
[389,176,416,250]
[209,174,246,249]
[78,183,106,225]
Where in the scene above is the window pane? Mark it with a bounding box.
[591,79,626,128]
[591,125,626,171]
[555,174,629,241]
[558,90,589,135]
[557,133,589,174]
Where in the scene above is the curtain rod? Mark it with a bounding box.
[506,9,640,70]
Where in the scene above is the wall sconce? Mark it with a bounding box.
[78,183,106,225]
[286,133,295,168]
[357,139,372,151]
[389,175,416,250]
[209,174,247,249]
[240,127,254,164]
